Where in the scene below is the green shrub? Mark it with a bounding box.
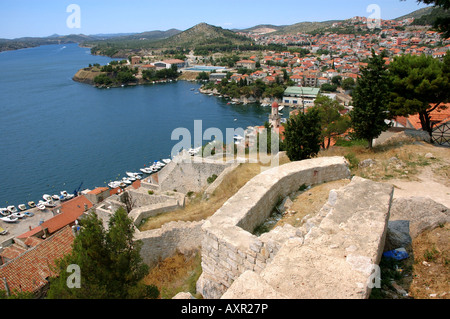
[345,152,360,170]
[207,174,218,184]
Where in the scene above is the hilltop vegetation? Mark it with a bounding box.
[88,23,254,58]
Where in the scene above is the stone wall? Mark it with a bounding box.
[197,157,351,299]
[157,156,231,194]
[135,220,204,268]
[221,176,394,299]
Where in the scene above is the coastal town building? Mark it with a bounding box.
[131,56,141,66]
[152,59,186,69]
[236,60,256,70]
[0,226,75,296]
[283,86,321,108]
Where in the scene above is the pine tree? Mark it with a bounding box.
[350,50,391,148]
[283,108,322,161]
[47,208,156,299]
[388,53,450,142]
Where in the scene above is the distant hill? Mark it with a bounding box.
[99,29,182,41]
[409,6,449,27]
[86,23,254,57]
[151,23,252,49]
[0,34,101,52]
[395,6,434,21]
[275,20,342,35]
[236,24,286,34]
[236,20,341,35]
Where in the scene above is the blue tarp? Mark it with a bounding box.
[383,248,409,261]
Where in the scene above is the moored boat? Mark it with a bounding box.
[28,201,36,208]
[7,206,17,214]
[1,216,18,223]
[18,204,27,211]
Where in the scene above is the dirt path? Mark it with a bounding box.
[390,165,450,208]
[389,146,450,208]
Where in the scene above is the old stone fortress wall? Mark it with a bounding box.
[97,153,449,299]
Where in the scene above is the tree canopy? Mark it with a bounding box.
[283,107,322,161]
[314,95,351,149]
[47,208,158,299]
[388,53,450,140]
[350,50,391,148]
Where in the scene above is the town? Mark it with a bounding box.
[1,5,449,302]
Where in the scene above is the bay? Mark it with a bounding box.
[0,43,277,207]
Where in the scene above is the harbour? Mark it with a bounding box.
[0,43,274,209]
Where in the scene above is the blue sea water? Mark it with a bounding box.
[0,44,275,207]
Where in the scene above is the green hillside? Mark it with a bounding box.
[88,23,254,57]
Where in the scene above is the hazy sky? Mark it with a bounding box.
[0,0,430,39]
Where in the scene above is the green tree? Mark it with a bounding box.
[388,53,450,141]
[314,95,351,149]
[47,208,156,299]
[331,75,342,86]
[196,71,210,80]
[283,108,322,161]
[341,77,356,91]
[350,50,391,148]
[321,83,338,92]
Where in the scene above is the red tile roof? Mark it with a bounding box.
[407,103,450,130]
[88,187,109,195]
[0,226,75,294]
[17,195,93,239]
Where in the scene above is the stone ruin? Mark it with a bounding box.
[96,154,448,299]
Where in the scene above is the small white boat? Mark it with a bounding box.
[0,209,9,217]
[52,195,60,201]
[37,204,46,211]
[18,204,27,211]
[188,147,201,156]
[7,206,17,214]
[126,172,136,178]
[122,178,132,185]
[43,194,52,201]
[108,181,120,188]
[162,159,171,164]
[44,201,56,208]
[140,168,151,174]
[12,212,25,219]
[1,216,18,223]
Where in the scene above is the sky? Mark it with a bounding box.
[0,0,431,39]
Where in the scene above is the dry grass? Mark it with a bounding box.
[142,251,202,299]
[408,223,450,299]
[139,162,272,231]
[275,179,351,229]
[320,140,449,183]
[372,223,449,299]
